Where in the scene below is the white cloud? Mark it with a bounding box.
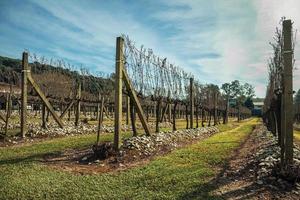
[2,0,300,98]
[254,0,300,96]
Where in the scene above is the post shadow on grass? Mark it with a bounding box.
[0,151,62,165]
[174,156,266,200]
[175,130,266,200]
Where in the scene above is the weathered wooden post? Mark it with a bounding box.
[172,101,178,131]
[4,85,12,135]
[114,37,124,151]
[42,104,47,129]
[168,102,172,122]
[21,52,28,138]
[185,103,189,129]
[96,96,104,145]
[201,108,205,127]
[126,95,130,125]
[190,78,194,128]
[75,82,81,127]
[213,91,218,126]
[155,98,161,133]
[130,98,137,136]
[96,92,101,121]
[281,19,293,167]
[225,97,229,124]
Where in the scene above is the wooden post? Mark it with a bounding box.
[282,19,293,166]
[185,103,189,129]
[96,92,101,121]
[172,101,178,131]
[122,69,151,135]
[27,75,64,128]
[42,104,47,129]
[196,105,199,128]
[60,100,74,119]
[168,102,172,122]
[96,96,104,145]
[130,98,137,136]
[4,85,12,135]
[213,91,218,126]
[160,102,168,122]
[202,108,205,127]
[225,97,229,124]
[75,83,81,127]
[190,78,194,128]
[21,52,28,137]
[156,98,161,133]
[126,95,130,125]
[114,37,124,151]
[0,112,6,123]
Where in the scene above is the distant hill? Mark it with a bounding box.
[0,55,114,99]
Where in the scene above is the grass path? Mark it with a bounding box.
[294,130,300,146]
[0,119,259,200]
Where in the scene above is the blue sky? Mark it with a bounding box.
[1,0,300,97]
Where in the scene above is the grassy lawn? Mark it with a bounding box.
[0,118,258,200]
[294,129,300,142]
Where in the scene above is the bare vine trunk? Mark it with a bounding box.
[172,102,178,131]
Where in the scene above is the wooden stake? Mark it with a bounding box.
[122,69,151,135]
[114,37,124,151]
[190,78,194,128]
[130,98,137,136]
[4,85,12,135]
[96,92,101,121]
[21,52,28,137]
[27,75,64,128]
[0,112,6,123]
[172,101,178,131]
[96,96,104,145]
[60,100,74,119]
[75,83,81,127]
[282,19,294,166]
[42,104,47,129]
[126,95,130,125]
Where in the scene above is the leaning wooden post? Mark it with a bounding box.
[114,37,124,151]
[96,96,104,145]
[190,78,194,129]
[130,98,137,136]
[21,52,28,138]
[282,19,294,166]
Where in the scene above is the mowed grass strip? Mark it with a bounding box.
[294,129,300,142]
[0,119,258,200]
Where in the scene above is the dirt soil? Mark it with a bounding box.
[41,127,222,175]
[212,124,299,200]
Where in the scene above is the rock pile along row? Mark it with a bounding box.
[122,126,219,156]
[255,126,300,193]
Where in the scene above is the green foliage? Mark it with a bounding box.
[244,97,254,109]
[221,83,231,97]
[221,80,255,106]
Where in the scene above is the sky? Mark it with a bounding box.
[0,0,300,98]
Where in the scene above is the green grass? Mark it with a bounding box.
[0,119,258,200]
[294,129,300,142]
